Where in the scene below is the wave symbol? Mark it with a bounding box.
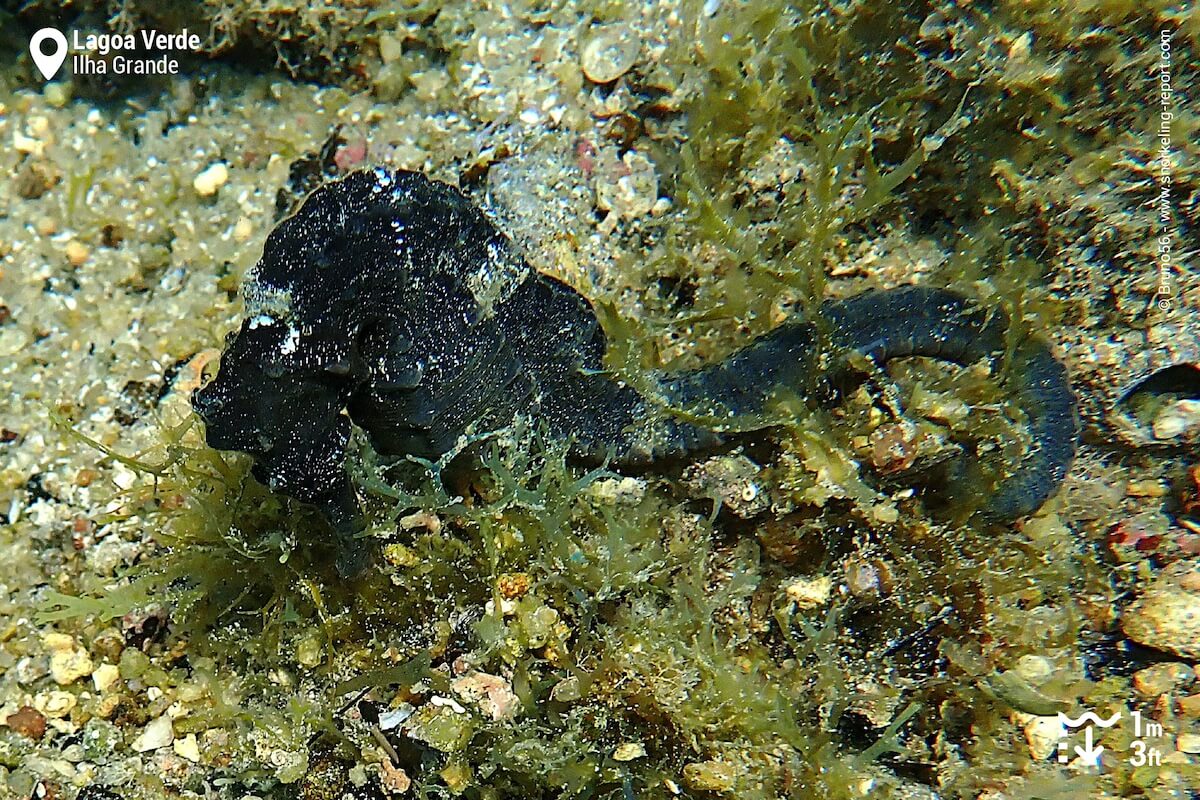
[1058,711,1121,728]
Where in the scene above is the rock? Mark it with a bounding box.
[193,162,229,196]
[1012,655,1055,686]
[404,704,474,753]
[550,676,582,703]
[92,663,121,693]
[65,240,89,267]
[595,149,658,226]
[440,762,470,793]
[869,421,920,473]
[131,714,174,752]
[1152,399,1200,440]
[1176,733,1200,754]
[683,760,735,793]
[44,632,94,685]
[613,742,646,761]
[1132,663,1195,697]
[580,24,639,84]
[1177,693,1200,718]
[844,558,884,599]
[1121,562,1200,659]
[0,327,29,357]
[586,476,647,506]
[450,671,520,721]
[985,671,1069,715]
[380,759,411,794]
[6,706,46,740]
[785,575,832,610]
[1012,712,1066,760]
[36,690,77,718]
[173,733,201,762]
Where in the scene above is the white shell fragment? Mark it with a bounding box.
[580,25,639,84]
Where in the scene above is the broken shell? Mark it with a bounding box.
[1152,398,1200,441]
[1103,346,1200,447]
[580,25,639,84]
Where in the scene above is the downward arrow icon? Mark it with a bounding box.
[1074,726,1104,767]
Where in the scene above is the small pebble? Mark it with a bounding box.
[1121,562,1200,659]
[13,129,44,156]
[1177,733,1200,754]
[844,558,884,599]
[92,663,121,693]
[95,694,120,719]
[44,82,70,107]
[193,162,229,197]
[1008,32,1033,61]
[233,216,254,242]
[1012,654,1055,685]
[44,632,94,685]
[613,742,646,761]
[65,240,89,266]
[595,149,658,222]
[440,762,470,793]
[1013,712,1066,760]
[1127,479,1168,497]
[1132,662,1194,697]
[405,704,473,752]
[380,759,411,793]
[870,421,919,473]
[6,706,46,740]
[585,476,647,506]
[872,502,900,524]
[785,575,832,609]
[28,116,51,138]
[36,690,77,718]
[0,327,30,357]
[1153,399,1200,440]
[1177,693,1200,718]
[550,675,582,703]
[383,542,421,568]
[131,714,174,752]
[450,671,520,721]
[398,509,441,533]
[173,733,201,762]
[296,632,323,667]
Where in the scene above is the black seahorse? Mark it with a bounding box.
[193,167,1079,571]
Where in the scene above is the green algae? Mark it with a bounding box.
[8,0,1197,798]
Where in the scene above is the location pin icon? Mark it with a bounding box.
[30,28,68,81]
